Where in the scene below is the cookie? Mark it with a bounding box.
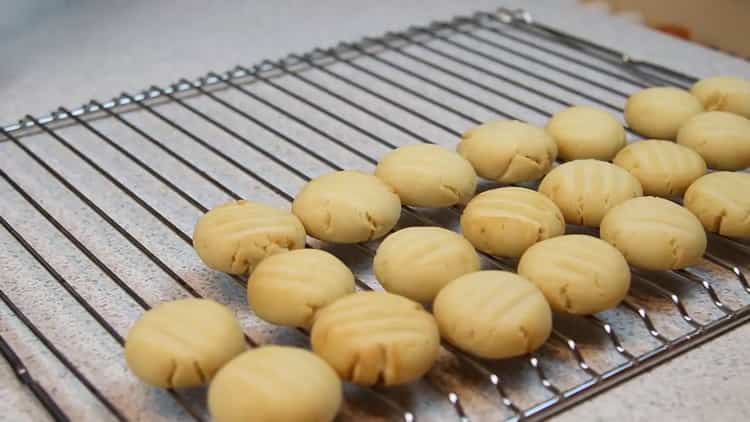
[613,140,707,197]
[374,227,480,303]
[677,111,750,170]
[545,106,626,161]
[375,144,477,207]
[193,200,306,274]
[460,187,565,258]
[684,172,750,238]
[433,271,551,359]
[457,120,558,183]
[538,159,643,226]
[248,249,355,328]
[690,76,750,118]
[625,87,703,139]
[600,196,707,270]
[208,346,342,422]
[292,171,402,243]
[125,299,246,388]
[310,291,440,386]
[518,235,631,314]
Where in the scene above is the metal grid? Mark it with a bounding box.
[1,7,749,422]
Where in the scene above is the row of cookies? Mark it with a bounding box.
[119,75,750,421]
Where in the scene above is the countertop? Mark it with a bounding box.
[1,1,749,421]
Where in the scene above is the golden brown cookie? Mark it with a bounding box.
[625,87,703,139]
[545,106,626,161]
[208,346,342,422]
[677,111,750,170]
[518,235,631,314]
[374,227,480,303]
[433,271,551,359]
[600,196,707,270]
[193,200,306,274]
[690,76,750,118]
[310,291,440,386]
[684,171,750,238]
[460,187,565,258]
[375,144,477,207]
[292,171,402,243]
[248,249,355,328]
[125,299,246,388]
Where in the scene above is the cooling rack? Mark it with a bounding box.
[1,6,749,422]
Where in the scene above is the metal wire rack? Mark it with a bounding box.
[1,6,749,422]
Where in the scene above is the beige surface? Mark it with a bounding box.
[539,159,643,226]
[684,171,750,238]
[625,87,703,139]
[310,291,440,386]
[691,76,750,118]
[433,270,552,359]
[193,200,306,274]
[292,171,401,243]
[461,187,565,258]
[677,111,750,170]
[457,120,558,183]
[247,249,355,328]
[600,196,707,270]
[375,144,477,207]
[124,299,246,388]
[373,226,480,303]
[613,140,707,197]
[518,234,631,314]
[546,106,626,161]
[208,346,342,422]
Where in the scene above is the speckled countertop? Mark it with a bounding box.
[1,1,749,421]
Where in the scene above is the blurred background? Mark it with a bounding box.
[1,0,748,123]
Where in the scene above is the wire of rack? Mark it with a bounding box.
[1,6,748,422]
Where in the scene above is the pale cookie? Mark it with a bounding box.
[433,271,551,359]
[461,187,565,258]
[545,106,626,161]
[125,299,246,388]
[613,140,707,197]
[690,76,750,118]
[625,87,703,139]
[374,227,480,303]
[539,160,643,227]
[518,235,631,315]
[677,111,750,170]
[375,144,477,207]
[292,171,401,243]
[208,346,342,422]
[193,200,306,274]
[600,196,707,270]
[457,120,558,183]
[311,291,440,386]
[248,249,355,328]
[684,172,750,238]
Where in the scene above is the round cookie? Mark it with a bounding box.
[677,111,750,170]
[539,160,643,227]
[433,271,551,359]
[248,249,355,328]
[125,299,246,388]
[690,76,750,118]
[600,196,707,270]
[457,120,558,183]
[375,144,477,207]
[545,106,626,161]
[613,140,707,197]
[374,227,480,303]
[292,171,402,243]
[518,235,631,315]
[193,200,306,274]
[460,187,565,258]
[625,87,703,139]
[208,346,342,422]
[684,172,750,238]
[311,291,440,386]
